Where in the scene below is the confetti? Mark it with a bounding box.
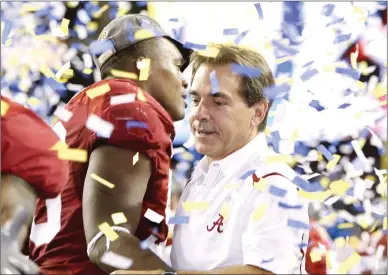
[183,42,207,50]
[338,252,361,274]
[99,222,119,242]
[333,33,351,44]
[168,216,190,224]
[326,154,341,170]
[110,69,138,80]
[138,58,151,81]
[86,83,111,99]
[133,152,139,166]
[224,183,240,189]
[125,121,148,129]
[92,4,109,18]
[134,29,155,40]
[89,39,115,55]
[136,88,147,102]
[329,180,351,196]
[254,3,264,20]
[220,202,232,220]
[317,145,334,161]
[182,201,209,212]
[251,204,268,221]
[223,28,239,35]
[144,209,164,224]
[86,114,114,138]
[54,104,73,122]
[91,173,114,189]
[197,45,220,58]
[265,154,294,164]
[58,149,87,163]
[140,240,148,250]
[239,170,256,180]
[322,4,335,16]
[269,185,287,198]
[109,94,136,106]
[50,141,68,151]
[111,212,127,225]
[83,68,93,75]
[253,177,268,192]
[350,45,359,70]
[1,100,9,116]
[351,140,368,164]
[60,18,70,36]
[271,40,298,56]
[230,63,261,78]
[326,17,344,27]
[310,250,323,263]
[20,3,41,13]
[287,219,310,230]
[263,83,291,101]
[278,201,303,209]
[292,176,324,192]
[55,62,71,81]
[210,70,220,94]
[335,67,360,80]
[234,29,249,45]
[1,20,12,45]
[100,251,133,269]
[301,68,318,81]
[298,190,333,201]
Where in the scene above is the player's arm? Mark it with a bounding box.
[1,174,37,247]
[83,145,170,273]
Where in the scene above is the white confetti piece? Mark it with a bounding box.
[133,152,139,166]
[144,208,164,224]
[351,140,368,164]
[53,103,73,122]
[100,251,133,269]
[55,61,71,80]
[86,114,114,138]
[110,94,136,105]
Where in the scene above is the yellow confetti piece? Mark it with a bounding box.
[264,127,271,136]
[197,46,220,58]
[134,29,155,40]
[369,220,379,232]
[310,250,322,263]
[39,65,55,78]
[349,236,360,249]
[138,58,151,81]
[92,4,109,18]
[110,69,138,80]
[276,56,293,64]
[276,77,295,85]
[325,251,332,270]
[136,88,147,102]
[111,212,127,225]
[36,35,59,43]
[27,97,40,107]
[355,80,366,90]
[323,64,335,72]
[338,223,353,229]
[251,204,268,221]
[86,83,111,99]
[338,252,361,274]
[133,152,139,166]
[222,40,237,47]
[87,21,98,32]
[220,202,232,220]
[58,148,88,163]
[20,3,40,13]
[330,180,350,196]
[49,141,68,151]
[265,154,294,164]
[384,217,387,230]
[264,40,272,50]
[1,100,10,116]
[224,183,240,189]
[298,190,333,201]
[91,173,115,189]
[335,237,346,248]
[182,201,209,212]
[326,154,341,170]
[60,18,70,36]
[253,177,268,192]
[98,222,119,241]
[83,68,93,75]
[350,45,359,70]
[66,1,79,8]
[372,83,386,99]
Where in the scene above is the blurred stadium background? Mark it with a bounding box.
[1,1,387,274]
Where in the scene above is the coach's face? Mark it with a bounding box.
[189,63,266,161]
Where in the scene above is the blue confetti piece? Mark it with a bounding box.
[278,201,303,209]
[239,170,256,180]
[352,157,365,171]
[301,68,318,81]
[317,145,334,161]
[322,4,335,16]
[292,176,324,192]
[168,216,190,224]
[126,121,148,129]
[288,219,310,230]
[268,185,287,198]
[309,100,325,111]
[326,17,345,27]
[328,145,337,154]
[35,7,51,17]
[168,18,179,22]
[271,40,299,56]
[1,20,12,45]
[183,42,207,50]
[210,71,220,94]
[254,3,264,20]
[230,63,262,78]
[359,128,369,139]
[136,1,148,7]
[263,83,291,101]
[271,131,281,153]
[223,28,239,35]
[303,61,314,68]
[299,242,309,249]
[338,103,351,109]
[261,258,275,264]
[45,78,67,92]
[335,67,360,80]
[234,29,249,45]
[89,39,115,55]
[333,33,351,44]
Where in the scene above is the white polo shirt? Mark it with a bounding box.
[170,133,310,274]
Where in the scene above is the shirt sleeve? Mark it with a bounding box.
[1,111,68,199]
[241,176,310,274]
[102,101,163,156]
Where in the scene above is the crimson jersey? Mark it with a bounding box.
[1,96,68,198]
[29,79,175,274]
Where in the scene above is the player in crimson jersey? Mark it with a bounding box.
[29,14,191,274]
[1,95,68,274]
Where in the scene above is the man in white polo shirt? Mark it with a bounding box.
[112,44,310,275]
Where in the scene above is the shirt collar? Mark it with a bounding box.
[193,133,268,180]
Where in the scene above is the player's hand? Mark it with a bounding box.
[1,207,40,274]
[111,269,164,274]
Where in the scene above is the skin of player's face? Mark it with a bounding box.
[189,63,265,161]
[148,39,187,121]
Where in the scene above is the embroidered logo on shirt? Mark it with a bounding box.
[206,214,224,233]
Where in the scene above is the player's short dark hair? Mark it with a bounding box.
[100,37,161,80]
[190,44,275,132]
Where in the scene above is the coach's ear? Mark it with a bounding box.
[251,98,269,128]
